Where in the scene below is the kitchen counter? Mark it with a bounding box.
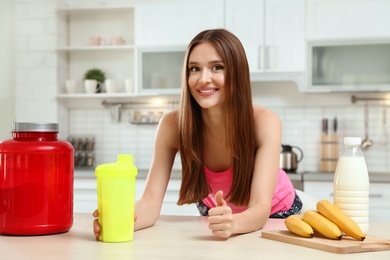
[1,214,390,259]
[302,171,390,183]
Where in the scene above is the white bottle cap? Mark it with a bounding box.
[343,137,361,145]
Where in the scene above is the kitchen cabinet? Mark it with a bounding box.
[57,6,136,95]
[75,172,303,216]
[137,47,185,94]
[74,175,198,216]
[134,0,224,91]
[306,39,390,92]
[307,0,390,40]
[303,175,390,222]
[135,0,224,47]
[225,0,305,73]
[225,0,264,72]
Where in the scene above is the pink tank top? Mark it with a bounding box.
[202,166,295,215]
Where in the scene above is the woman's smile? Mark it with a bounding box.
[198,87,218,96]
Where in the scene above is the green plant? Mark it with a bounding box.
[83,68,106,83]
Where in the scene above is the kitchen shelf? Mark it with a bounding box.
[130,121,159,125]
[57,6,134,15]
[57,93,179,100]
[56,93,180,108]
[57,45,135,52]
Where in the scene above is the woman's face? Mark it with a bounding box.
[187,42,226,109]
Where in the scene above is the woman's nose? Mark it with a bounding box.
[199,69,212,84]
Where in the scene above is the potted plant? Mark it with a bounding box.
[83,68,106,93]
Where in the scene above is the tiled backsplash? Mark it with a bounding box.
[252,82,390,174]
[66,82,390,174]
[68,106,182,171]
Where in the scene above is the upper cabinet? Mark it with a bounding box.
[225,0,305,73]
[135,1,224,47]
[264,0,305,72]
[306,39,390,92]
[225,0,264,72]
[305,0,390,92]
[137,47,185,94]
[56,0,390,99]
[134,0,225,94]
[307,0,390,39]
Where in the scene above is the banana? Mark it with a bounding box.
[316,199,366,241]
[284,215,314,238]
[302,210,342,240]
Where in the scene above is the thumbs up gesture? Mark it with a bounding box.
[215,190,227,207]
[207,190,234,239]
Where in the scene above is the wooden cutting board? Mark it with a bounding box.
[261,230,390,254]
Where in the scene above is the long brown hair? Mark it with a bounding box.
[177,29,255,206]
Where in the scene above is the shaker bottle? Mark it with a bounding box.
[333,137,370,234]
[95,154,137,242]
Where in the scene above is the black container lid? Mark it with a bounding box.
[11,122,59,132]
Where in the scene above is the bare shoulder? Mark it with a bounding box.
[252,105,282,127]
[156,109,179,149]
[252,105,282,145]
[159,109,179,126]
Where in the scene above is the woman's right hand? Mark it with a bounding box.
[93,209,139,241]
[92,210,100,240]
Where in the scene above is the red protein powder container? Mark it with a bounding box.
[0,122,74,235]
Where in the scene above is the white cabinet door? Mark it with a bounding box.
[303,181,334,201]
[225,0,305,73]
[369,183,390,221]
[265,0,305,71]
[307,0,390,39]
[225,0,264,72]
[135,0,224,46]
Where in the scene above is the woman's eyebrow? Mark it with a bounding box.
[188,60,224,65]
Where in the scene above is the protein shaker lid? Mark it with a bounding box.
[11,122,59,132]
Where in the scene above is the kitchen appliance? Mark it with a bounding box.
[280,144,303,173]
[0,122,74,235]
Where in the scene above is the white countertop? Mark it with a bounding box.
[1,214,390,259]
[302,171,390,183]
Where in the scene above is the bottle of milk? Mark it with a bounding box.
[333,137,370,234]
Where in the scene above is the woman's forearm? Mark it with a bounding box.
[231,204,270,235]
[134,198,162,231]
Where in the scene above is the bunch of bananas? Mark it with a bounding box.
[284,199,366,241]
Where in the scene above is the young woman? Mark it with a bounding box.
[93,29,302,239]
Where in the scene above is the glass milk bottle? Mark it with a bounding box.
[333,137,369,234]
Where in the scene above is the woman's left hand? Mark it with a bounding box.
[207,190,234,239]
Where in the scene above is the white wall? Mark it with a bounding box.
[0,0,15,140]
[13,0,58,124]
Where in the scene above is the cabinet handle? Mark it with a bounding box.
[265,45,269,70]
[258,45,262,71]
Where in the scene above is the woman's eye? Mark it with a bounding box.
[212,65,224,71]
[189,66,199,72]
